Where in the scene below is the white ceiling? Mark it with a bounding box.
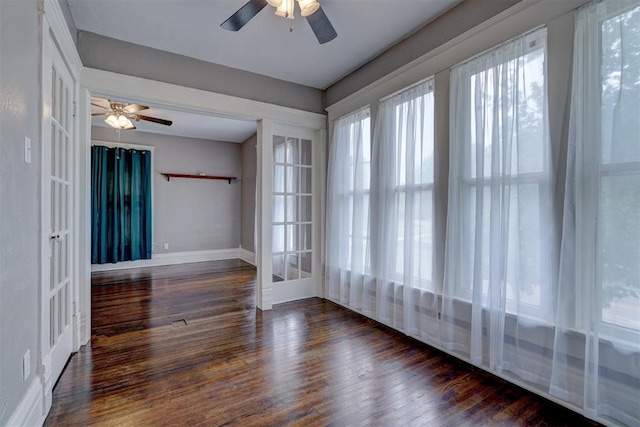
[91,97,257,142]
[68,0,461,89]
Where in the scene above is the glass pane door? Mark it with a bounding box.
[272,135,313,282]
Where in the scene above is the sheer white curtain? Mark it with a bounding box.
[371,80,438,337]
[443,28,556,385]
[552,1,640,424]
[325,108,374,315]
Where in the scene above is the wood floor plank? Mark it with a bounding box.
[45,259,599,426]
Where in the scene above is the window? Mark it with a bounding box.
[450,28,551,318]
[598,4,640,337]
[343,116,371,271]
[326,108,371,273]
[377,80,435,290]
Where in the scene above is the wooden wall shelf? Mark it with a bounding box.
[161,173,237,184]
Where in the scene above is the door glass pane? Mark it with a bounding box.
[286,224,297,252]
[274,136,286,162]
[286,253,299,280]
[286,196,296,222]
[301,139,312,166]
[300,167,312,194]
[274,165,285,192]
[273,225,285,253]
[273,195,285,223]
[300,224,312,251]
[301,252,312,276]
[273,255,285,281]
[286,166,297,193]
[286,138,299,164]
[300,196,312,222]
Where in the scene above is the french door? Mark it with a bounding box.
[259,123,320,306]
[43,34,75,392]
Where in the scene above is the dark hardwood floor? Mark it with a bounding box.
[45,259,598,426]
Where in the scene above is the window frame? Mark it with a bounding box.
[338,113,372,272]
[383,81,436,291]
[453,29,553,320]
[594,2,640,342]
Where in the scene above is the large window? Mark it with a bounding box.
[325,108,371,272]
[450,28,551,318]
[551,2,640,422]
[325,108,371,309]
[598,4,640,337]
[377,80,435,290]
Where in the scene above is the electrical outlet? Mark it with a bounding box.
[23,350,30,381]
[163,243,169,250]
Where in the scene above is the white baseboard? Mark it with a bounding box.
[5,378,44,427]
[239,247,255,265]
[91,248,241,272]
[272,278,317,305]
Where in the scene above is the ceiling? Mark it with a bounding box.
[77,0,461,142]
[91,97,258,143]
[67,0,461,89]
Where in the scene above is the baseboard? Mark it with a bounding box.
[272,278,317,305]
[5,378,44,427]
[238,247,255,265]
[91,248,241,272]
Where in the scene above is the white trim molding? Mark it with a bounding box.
[90,248,243,272]
[239,247,256,265]
[43,0,82,76]
[82,68,326,130]
[5,378,45,427]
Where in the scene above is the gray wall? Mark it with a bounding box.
[325,0,521,107]
[92,127,242,254]
[240,134,257,252]
[78,31,324,114]
[0,0,41,424]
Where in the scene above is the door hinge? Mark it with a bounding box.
[72,102,77,117]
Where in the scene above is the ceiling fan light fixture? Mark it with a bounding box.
[297,0,319,17]
[274,0,295,19]
[105,114,135,130]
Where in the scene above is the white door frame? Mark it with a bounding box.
[79,68,326,321]
[39,0,83,415]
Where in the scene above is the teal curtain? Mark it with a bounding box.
[91,146,152,264]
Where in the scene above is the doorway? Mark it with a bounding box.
[78,69,326,342]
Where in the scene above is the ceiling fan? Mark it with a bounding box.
[221,0,337,45]
[91,98,173,130]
